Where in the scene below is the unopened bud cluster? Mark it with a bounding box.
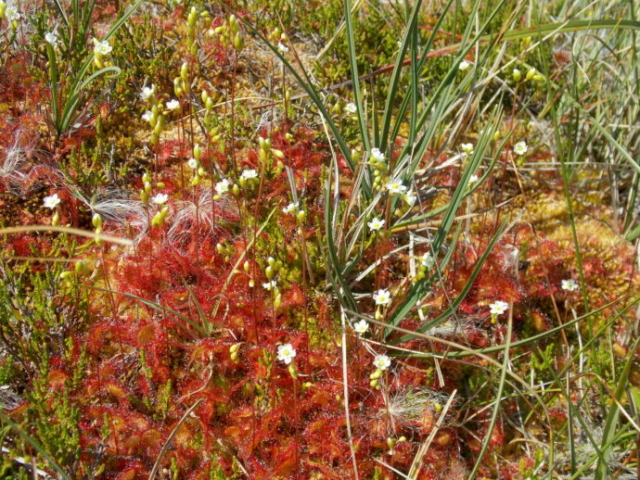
[138,172,170,227]
[209,15,244,52]
[257,136,285,176]
[369,148,388,191]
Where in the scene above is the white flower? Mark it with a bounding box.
[141,110,153,122]
[561,279,579,292]
[385,178,407,195]
[263,280,277,290]
[345,103,357,114]
[93,38,112,55]
[353,319,369,334]
[241,169,258,180]
[404,190,417,206]
[368,217,385,231]
[140,85,155,101]
[373,289,391,306]
[43,193,61,209]
[45,31,58,47]
[187,158,198,169]
[469,174,479,183]
[277,344,296,365]
[5,6,20,21]
[152,193,168,205]
[277,42,289,53]
[513,141,528,156]
[215,179,230,195]
[373,354,391,371]
[370,148,385,162]
[459,60,472,71]
[282,202,298,214]
[460,143,474,156]
[489,300,509,315]
[421,252,435,269]
[166,99,180,111]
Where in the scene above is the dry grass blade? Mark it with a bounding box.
[148,399,204,480]
[0,226,133,246]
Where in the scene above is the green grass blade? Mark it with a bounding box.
[0,411,71,480]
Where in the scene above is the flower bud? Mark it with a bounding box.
[92,214,102,229]
[243,260,250,272]
[288,363,298,378]
[60,271,73,280]
[265,266,274,280]
[526,68,536,81]
[512,68,522,82]
[75,260,90,276]
[234,33,244,51]
[180,62,189,81]
[193,144,202,160]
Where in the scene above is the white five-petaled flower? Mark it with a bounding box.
[166,99,180,111]
[45,31,58,47]
[277,344,296,365]
[353,319,369,334]
[263,280,277,291]
[140,85,155,101]
[345,103,357,114]
[513,141,528,156]
[241,169,258,180]
[282,202,299,214]
[373,289,392,306]
[152,193,168,205]
[561,279,579,292]
[43,193,61,209]
[93,38,112,55]
[460,143,474,156]
[421,252,435,269]
[489,300,509,315]
[215,179,230,195]
[187,158,198,170]
[385,178,407,195]
[370,148,385,162]
[459,60,472,71]
[404,190,417,206]
[373,354,391,371]
[277,42,289,53]
[141,110,153,123]
[368,217,385,231]
[5,6,20,21]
